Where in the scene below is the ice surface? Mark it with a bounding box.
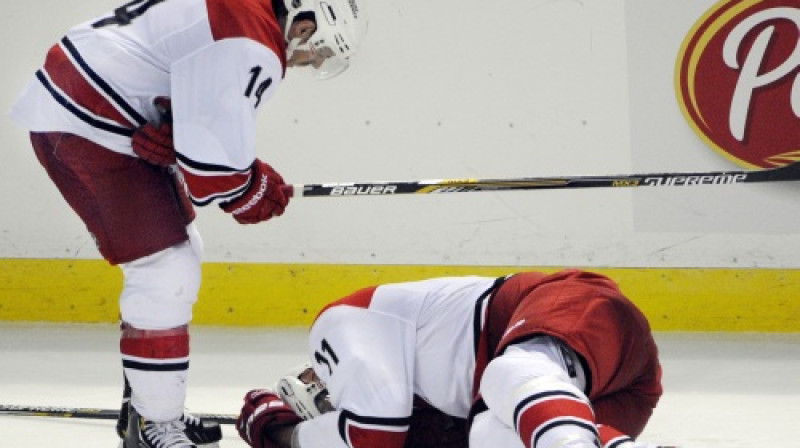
[1,323,798,447]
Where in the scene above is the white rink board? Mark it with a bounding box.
[2,1,800,269]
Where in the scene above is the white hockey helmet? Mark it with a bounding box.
[275,363,333,420]
[283,0,368,79]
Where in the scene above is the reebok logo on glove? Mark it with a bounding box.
[230,173,270,216]
[221,159,290,225]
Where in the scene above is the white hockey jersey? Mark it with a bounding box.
[10,0,286,205]
[297,276,499,448]
[295,270,662,448]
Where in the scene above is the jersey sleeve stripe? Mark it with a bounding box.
[178,169,250,206]
[175,154,253,206]
[175,152,249,173]
[338,410,411,448]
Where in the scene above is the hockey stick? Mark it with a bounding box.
[289,162,800,197]
[0,404,236,424]
[0,404,680,446]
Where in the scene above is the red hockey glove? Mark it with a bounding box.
[132,121,176,166]
[221,159,291,224]
[132,97,176,166]
[237,389,303,448]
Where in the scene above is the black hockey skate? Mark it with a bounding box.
[117,379,222,446]
[124,406,198,448]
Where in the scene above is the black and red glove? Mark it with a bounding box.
[237,389,303,448]
[131,97,176,166]
[221,159,291,224]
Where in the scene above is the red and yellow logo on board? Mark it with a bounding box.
[676,0,800,168]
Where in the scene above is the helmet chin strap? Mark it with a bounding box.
[285,37,350,79]
[285,38,306,64]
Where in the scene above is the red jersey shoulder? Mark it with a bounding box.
[313,286,379,323]
[206,0,286,64]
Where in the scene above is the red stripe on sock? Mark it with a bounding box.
[120,324,190,359]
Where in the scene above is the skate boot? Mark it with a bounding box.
[117,380,222,446]
[125,406,197,448]
[178,412,223,445]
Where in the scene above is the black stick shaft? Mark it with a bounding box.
[289,162,800,198]
[0,404,236,424]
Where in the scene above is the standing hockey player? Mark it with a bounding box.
[235,269,665,448]
[9,0,367,447]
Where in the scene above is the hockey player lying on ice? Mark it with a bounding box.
[235,269,674,448]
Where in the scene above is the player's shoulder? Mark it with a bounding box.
[206,0,285,57]
[313,285,379,322]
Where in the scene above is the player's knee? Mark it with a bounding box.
[119,240,201,328]
[482,353,577,421]
[482,354,591,428]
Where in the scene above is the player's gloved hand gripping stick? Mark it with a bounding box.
[131,98,290,223]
